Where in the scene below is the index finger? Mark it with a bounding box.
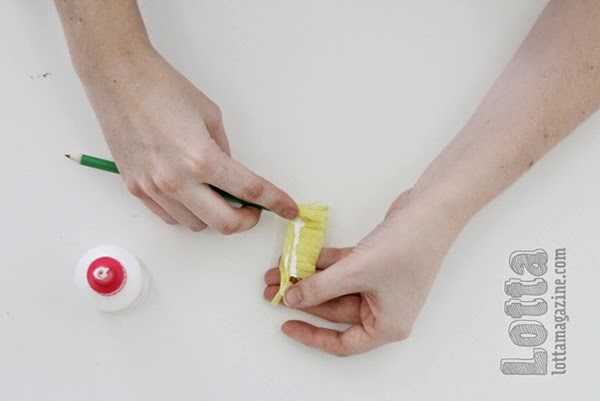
[281,320,380,357]
[206,157,298,219]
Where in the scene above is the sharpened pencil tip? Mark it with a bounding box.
[65,154,70,159]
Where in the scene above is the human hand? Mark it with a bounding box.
[264,190,465,355]
[79,47,298,233]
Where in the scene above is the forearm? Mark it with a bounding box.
[411,0,600,225]
[54,0,151,78]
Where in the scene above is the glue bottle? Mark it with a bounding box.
[75,244,149,312]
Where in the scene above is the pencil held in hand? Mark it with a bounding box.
[272,204,329,305]
[65,153,267,210]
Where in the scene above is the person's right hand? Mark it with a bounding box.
[78,47,298,233]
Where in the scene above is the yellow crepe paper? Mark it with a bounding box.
[271,204,329,305]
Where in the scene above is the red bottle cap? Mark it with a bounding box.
[86,256,126,295]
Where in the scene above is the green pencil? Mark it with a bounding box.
[65,153,268,211]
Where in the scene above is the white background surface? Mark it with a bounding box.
[1,1,598,400]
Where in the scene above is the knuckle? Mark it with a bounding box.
[203,103,223,131]
[207,103,223,122]
[243,181,265,202]
[138,177,156,194]
[126,180,144,198]
[189,155,213,176]
[153,172,181,195]
[389,323,413,342]
[268,199,286,214]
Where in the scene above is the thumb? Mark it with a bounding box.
[283,258,365,308]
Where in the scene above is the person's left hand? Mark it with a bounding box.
[263,190,466,356]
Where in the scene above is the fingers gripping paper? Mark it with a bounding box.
[271,204,329,305]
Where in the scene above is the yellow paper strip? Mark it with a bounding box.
[272,204,329,305]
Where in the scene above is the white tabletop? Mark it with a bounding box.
[1,1,598,400]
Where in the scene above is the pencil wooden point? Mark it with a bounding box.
[66,153,83,164]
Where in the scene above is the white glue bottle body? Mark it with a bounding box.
[75,245,149,312]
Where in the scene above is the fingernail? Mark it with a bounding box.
[284,287,302,306]
[284,208,298,219]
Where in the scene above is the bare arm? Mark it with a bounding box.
[412,0,600,224]
[265,0,600,355]
[54,0,150,77]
